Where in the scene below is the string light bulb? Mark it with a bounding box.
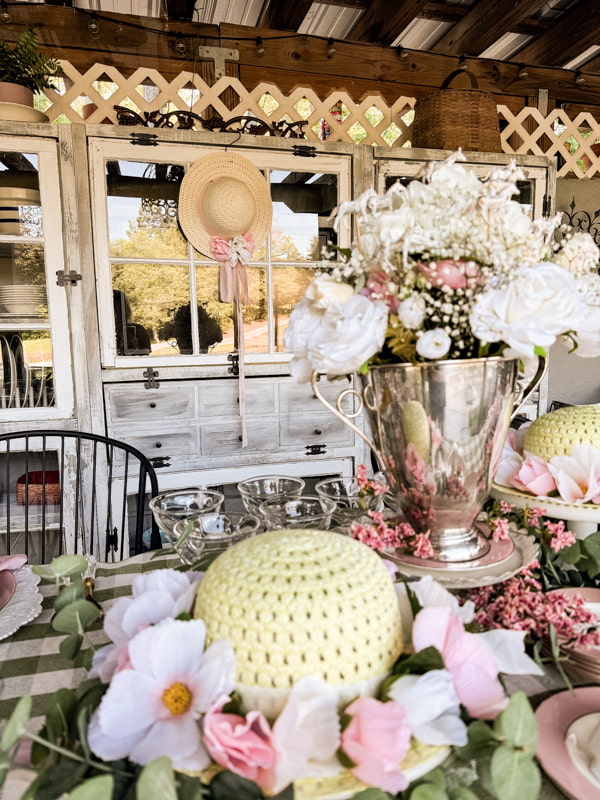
[458,55,467,70]
[0,1,11,24]
[327,37,336,56]
[88,12,100,37]
[575,70,586,84]
[174,36,186,56]
[396,45,408,59]
[518,64,529,79]
[255,36,264,55]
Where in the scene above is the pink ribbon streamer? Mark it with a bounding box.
[209,232,255,447]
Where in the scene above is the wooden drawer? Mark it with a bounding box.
[198,380,277,417]
[201,419,278,454]
[279,413,354,447]
[114,427,200,461]
[105,383,197,423]
[279,378,356,414]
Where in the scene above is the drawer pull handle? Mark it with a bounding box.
[314,428,322,436]
[155,442,162,448]
[149,402,157,408]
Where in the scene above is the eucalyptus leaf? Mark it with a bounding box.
[175,772,209,800]
[559,540,582,564]
[67,775,113,800]
[48,555,89,580]
[454,720,497,760]
[490,746,541,800]
[43,689,79,744]
[493,693,537,753]
[1,695,31,750]
[0,749,11,786]
[52,599,101,634]
[59,633,83,660]
[407,784,449,800]
[448,788,479,800]
[53,581,85,612]
[136,756,177,800]
[392,646,445,676]
[35,760,89,800]
[209,770,265,799]
[30,565,56,581]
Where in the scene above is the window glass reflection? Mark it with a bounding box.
[0,152,41,238]
[106,160,187,259]
[0,243,47,319]
[0,332,53,408]
[273,266,318,352]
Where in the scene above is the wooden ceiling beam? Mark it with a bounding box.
[512,0,600,67]
[257,0,315,30]
[432,0,544,57]
[346,0,431,44]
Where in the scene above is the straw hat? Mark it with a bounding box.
[178,151,272,256]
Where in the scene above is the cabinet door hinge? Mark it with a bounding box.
[143,369,160,388]
[56,269,82,286]
[305,444,327,455]
[292,144,317,158]
[227,352,240,376]
[149,456,171,469]
[129,132,159,146]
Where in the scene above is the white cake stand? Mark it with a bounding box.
[490,483,600,539]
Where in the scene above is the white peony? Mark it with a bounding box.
[469,262,584,358]
[398,294,426,329]
[416,329,451,360]
[308,294,388,378]
[305,274,354,309]
[285,291,388,381]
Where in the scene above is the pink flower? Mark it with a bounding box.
[413,533,434,559]
[360,269,400,311]
[340,697,411,794]
[417,259,480,290]
[203,698,276,783]
[490,517,510,542]
[412,607,507,720]
[405,443,427,488]
[544,520,576,552]
[355,464,369,488]
[210,235,232,263]
[511,454,557,496]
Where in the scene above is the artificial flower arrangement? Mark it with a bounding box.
[1,552,547,800]
[284,151,600,381]
[495,425,600,506]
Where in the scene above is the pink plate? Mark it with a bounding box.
[536,687,600,800]
[0,570,17,611]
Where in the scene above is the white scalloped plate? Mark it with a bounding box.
[0,566,43,640]
[491,483,600,523]
[384,532,538,589]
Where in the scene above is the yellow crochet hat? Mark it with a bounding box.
[523,404,600,460]
[193,528,404,719]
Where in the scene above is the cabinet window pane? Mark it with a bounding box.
[273,265,317,352]
[0,152,41,238]
[0,243,47,320]
[270,171,338,262]
[0,332,53,409]
[106,160,187,259]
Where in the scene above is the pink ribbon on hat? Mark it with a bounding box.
[0,554,27,571]
[209,232,255,448]
[210,232,254,304]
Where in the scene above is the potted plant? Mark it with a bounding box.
[0,27,57,110]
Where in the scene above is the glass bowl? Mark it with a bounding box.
[172,512,261,563]
[259,494,336,530]
[148,488,225,544]
[314,476,384,528]
[237,475,305,516]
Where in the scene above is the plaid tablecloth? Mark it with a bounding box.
[0,553,571,800]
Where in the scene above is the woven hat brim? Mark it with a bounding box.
[178,151,273,257]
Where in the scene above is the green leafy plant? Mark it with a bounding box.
[0,27,58,94]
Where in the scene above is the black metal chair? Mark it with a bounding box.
[0,429,162,563]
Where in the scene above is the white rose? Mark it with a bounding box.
[308,295,388,378]
[284,297,325,383]
[469,262,584,358]
[305,274,354,309]
[398,294,426,330]
[416,329,451,360]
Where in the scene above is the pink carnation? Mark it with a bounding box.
[203,698,276,783]
[340,697,411,794]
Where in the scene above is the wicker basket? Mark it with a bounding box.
[16,470,61,505]
[411,68,502,153]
